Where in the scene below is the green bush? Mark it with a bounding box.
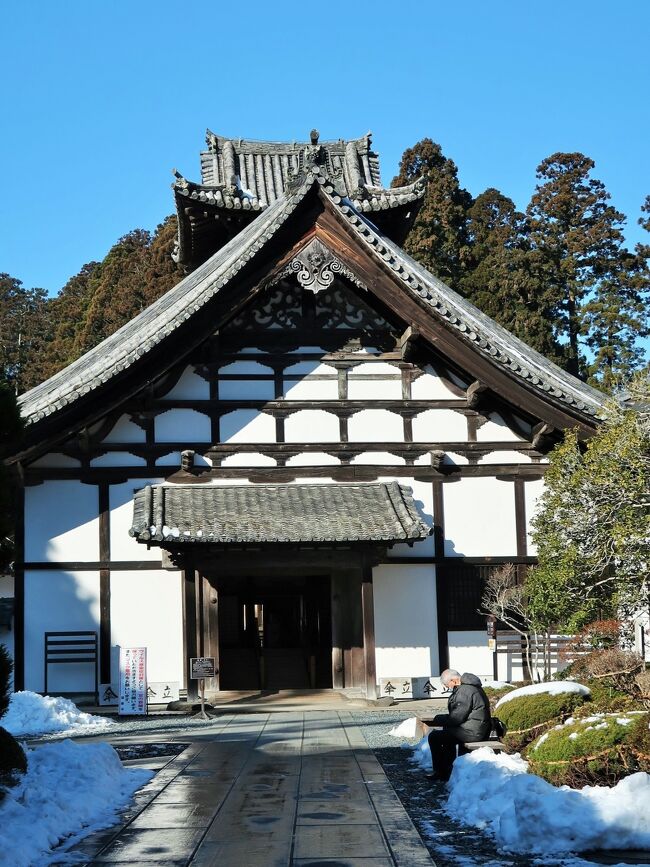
[527,712,650,788]
[0,643,26,797]
[578,678,636,714]
[498,690,588,751]
[483,686,516,710]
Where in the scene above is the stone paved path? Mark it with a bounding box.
[71,711,435,866]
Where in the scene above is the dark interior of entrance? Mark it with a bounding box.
[217,574,332,690]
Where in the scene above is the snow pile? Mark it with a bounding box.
[0,739,152,866]
[388,717,421,739]
[3,691,115,736]
[445,747,650,854]
[495,680,591,708]
[481,680,514,690]
[409,735,433,768]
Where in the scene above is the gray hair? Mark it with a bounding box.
[440,669,461,686]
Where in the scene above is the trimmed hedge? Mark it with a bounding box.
[497,691,588,751]
[527,712,650,788]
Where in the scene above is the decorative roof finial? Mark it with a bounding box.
[310,129,320,145]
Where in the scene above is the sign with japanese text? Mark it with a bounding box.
[118,647,147,715]
[190,657,216,679]
[379,676,449,700]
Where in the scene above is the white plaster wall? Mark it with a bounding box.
[284,361,337,376]
[525,478,546,555]
[91,452,147,467]
[284,379,339,400]
[347,378,402,399]
[155,409,211,443]
[476,413,523,442]
[156,451,183,467]
[30,453,81,468]
[412,409,467,442]
[161,366,210,400]
[443,452,469,466]
[220,410,275,443]
[219,361,274,376]
[380,477,435,558]
[410,367,459,399]
[477,451,531,464]
[24,570,100,693]
[110,570,183,684]
[443,478,517,557]
[219,378,275,400]
[285,410,339,443]
[25,482,99,562]
[350,362,398,376]
[351,452,406,465]
[373,564,439,678]
[447,631,494,682]
[221,453,277,467]
[103,415,146,443]
[0,574,14,662]
[109,479,164,562]
[348,410,404,443]
[286,452,341,466]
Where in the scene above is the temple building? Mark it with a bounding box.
[4,130,605,700]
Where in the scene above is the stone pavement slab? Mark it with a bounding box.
[71,711,435,867]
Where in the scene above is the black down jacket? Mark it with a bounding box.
[431,673,491,742]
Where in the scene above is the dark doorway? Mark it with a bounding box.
[216,574,332,690]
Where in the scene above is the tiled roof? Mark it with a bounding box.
[130,482,431,545]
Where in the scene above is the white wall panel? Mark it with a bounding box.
[219,379,275,400]
[476,413,523,442]
[110,570,183,684]
[412,409,467,442]
[155,451,183,467]
[285,410,339,443]
[221,453,277,466]
[161,366,210,400]
[443,452,469,466]
[155,409,211,442]
[219,361,274,375]
[447,631,493,681]
[410,367,459,399]
[91,452,147,467]
[103,415,146,444]
[30,453,81,468]
[477,451,531,464]
[283,361,337,376]
[351,452,406,465]
[348,410,403,442]
[525,478,546,555]
[284,379,339,399]
[443,477,517,557]
[347,378,402,399]
[380,477,435,558]
[24,570,100,692]
[373,564,439,678]
[109,479,164,561]
[220,410,275,443]
[349,362,398,376]
[286,452,341,466]
[25,482,99,562]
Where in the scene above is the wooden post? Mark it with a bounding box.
[98,483,111,686]
[361,566,377,700]
[183,568,199,701]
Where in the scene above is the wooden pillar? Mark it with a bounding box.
[361,565,377,700]
[201,574,220,692]
[183,567,199,701]
[13,476,25,692]
[514,479,528,557]
[330,572,345,689]
[98,483,111,685]
[432,479,449,672]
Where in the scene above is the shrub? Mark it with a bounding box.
[527,712,650,788]
[498,690,588,751]
[483,686,516,710]
[577,678,636,714]
[0,643,26,797]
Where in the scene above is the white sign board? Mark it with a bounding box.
[147,681,180,703]
[379,676,451,700]
[118,647,147,715]
[191,657,216,679]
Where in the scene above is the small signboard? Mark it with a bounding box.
[190,657,216,679]
[379,676,449,700]
[118,647,147,715]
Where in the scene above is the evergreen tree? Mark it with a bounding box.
[392,139,472,288]
[527,153,641,380]
[0,274,48,394]
[460,188,563,363]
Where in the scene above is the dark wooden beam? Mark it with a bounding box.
[183,568,199,701]
[12,475,25,692]
[98,483,111,684]
[361,565,377,699]
[514,479,528,558]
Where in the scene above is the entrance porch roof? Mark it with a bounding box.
[130,482,431,546]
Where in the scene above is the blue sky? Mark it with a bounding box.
[1,1,649,297]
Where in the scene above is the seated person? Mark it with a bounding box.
[423,668,491,781]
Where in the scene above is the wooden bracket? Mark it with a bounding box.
[400,326,421,362]
[532,422,556,452]
[466,380,488,410]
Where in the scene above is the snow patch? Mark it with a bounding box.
[445,748,650,854]
[0,739,152,866]
[495,681,591,708]
[3,691,115,737]
[388,717,420,738]
[482,680,514,690]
